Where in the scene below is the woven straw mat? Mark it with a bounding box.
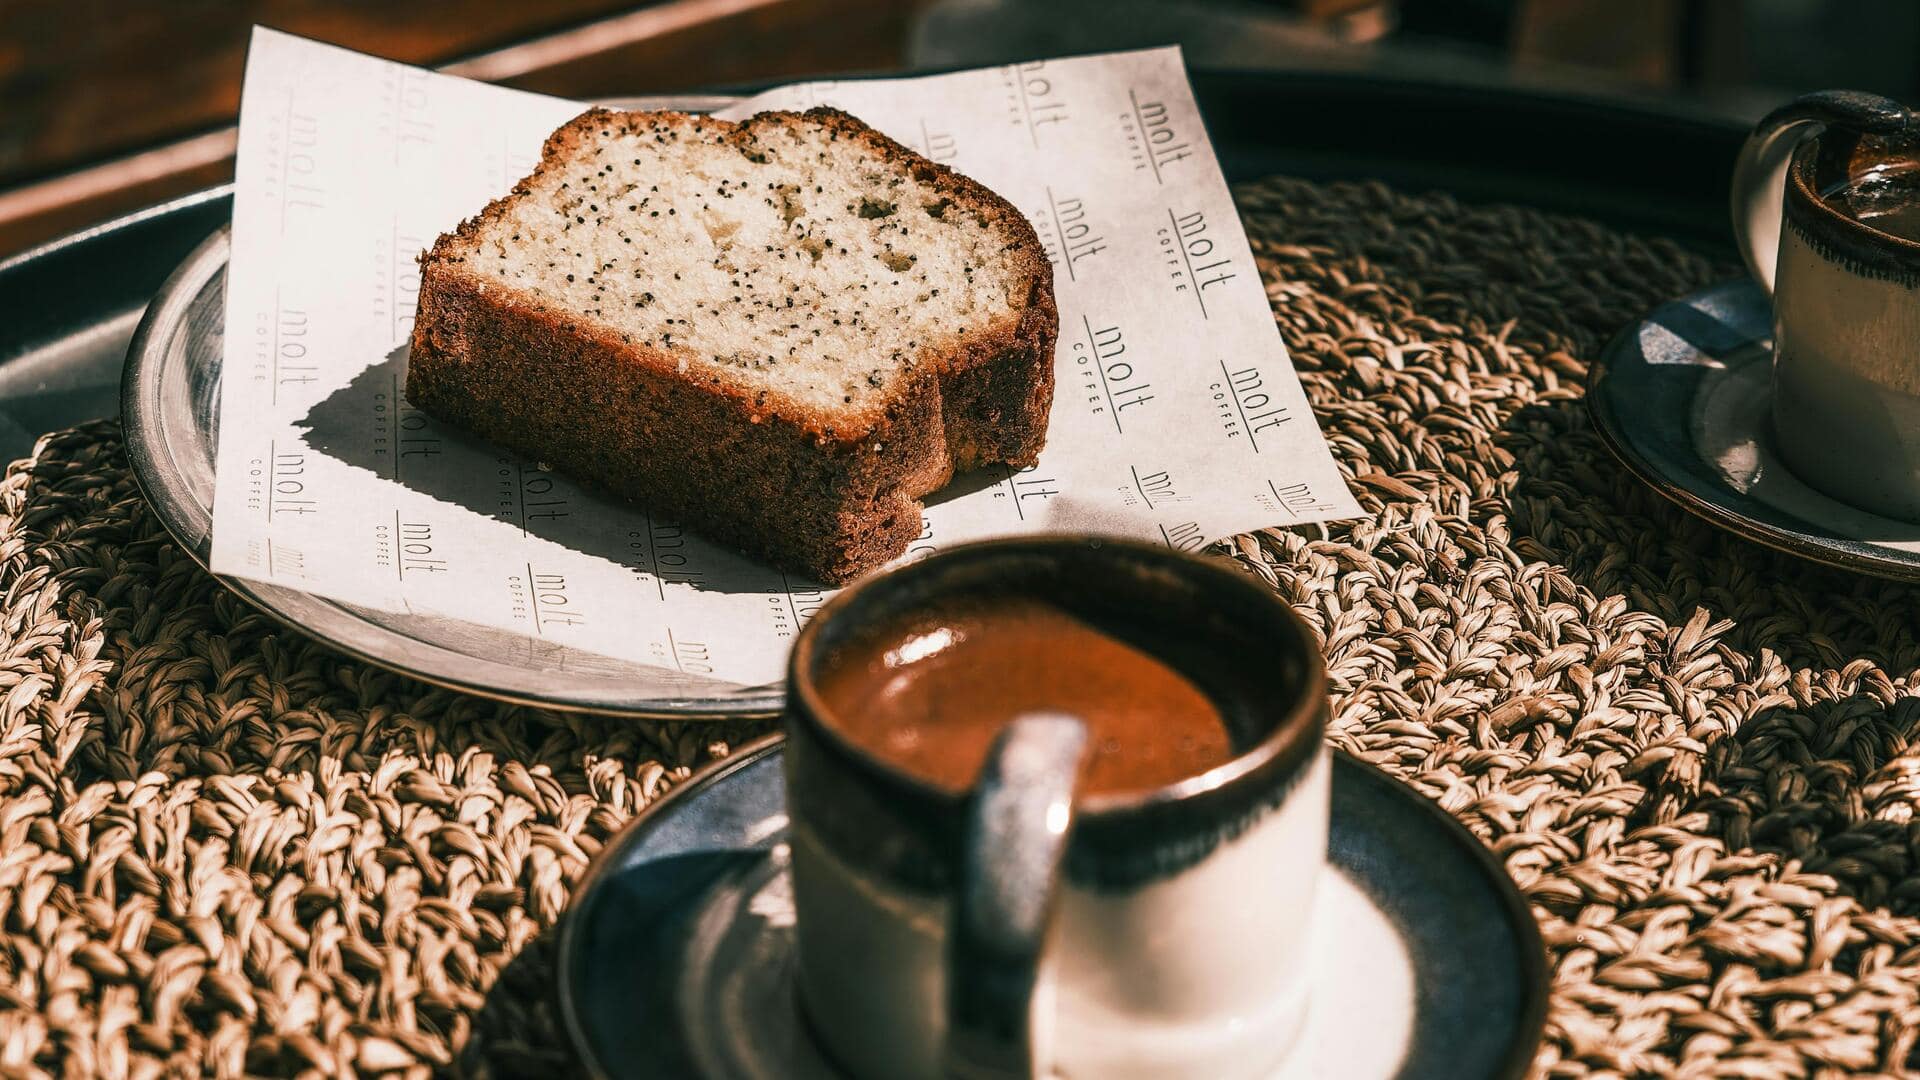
[2,174,1915,1079]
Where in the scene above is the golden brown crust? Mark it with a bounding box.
[407,106,1058,584]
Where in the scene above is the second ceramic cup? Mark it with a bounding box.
[783,537,1329,1079]
[1732,90,1920,520]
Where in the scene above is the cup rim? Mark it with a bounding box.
[787,535,1327,817]
[1788,137,1920,257]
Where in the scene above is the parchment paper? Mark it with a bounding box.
[211,27,1362,685]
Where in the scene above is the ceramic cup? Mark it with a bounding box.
[1732,90,1920,520]
[784,537,1329,1080]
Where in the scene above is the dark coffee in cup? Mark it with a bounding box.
[785,538,1330,1080]
[1822,160,1920,242]
[811,592,1237,796]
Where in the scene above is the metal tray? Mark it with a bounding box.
[3,72,1746,718]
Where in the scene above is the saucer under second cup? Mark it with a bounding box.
[1588,278,1920,580]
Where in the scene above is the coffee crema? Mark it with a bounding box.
[812,594,1236,796]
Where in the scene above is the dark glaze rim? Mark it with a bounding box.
[1785,134,1920,284]
[788,536,1326,820]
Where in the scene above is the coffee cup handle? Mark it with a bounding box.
[1731,90,1913,295]
[945,712,1089,1080]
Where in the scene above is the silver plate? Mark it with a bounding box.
[121,95,783,720]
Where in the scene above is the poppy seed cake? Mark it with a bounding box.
[407,106,1058,584]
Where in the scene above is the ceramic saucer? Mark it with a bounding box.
[1589,279,1920,581]
[557,737,1547,1079]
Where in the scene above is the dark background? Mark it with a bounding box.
[1,0,1908,258]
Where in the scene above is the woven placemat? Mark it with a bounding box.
[4,174,1917,1079]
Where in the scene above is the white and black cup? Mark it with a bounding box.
[1732,91,1920,519]
[784,537,1329,1079]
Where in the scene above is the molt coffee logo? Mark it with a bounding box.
[398,519,446,576]
[1035,189,1107,282]
[917,121,958,165]
[1159,520,1205,552]
[253,301,313,403]
[262,94,325,231]
[379,63,435,163]
[770,581,827,639]
[369,374,444,481]
[1071,317,1153,432]
[495,460,570,534]
[669,632,715,675]
[267,442,317,519]
[1121,91,1194,184]
[394,395,442,477]
[265,539,307,580]
[1158,208,1237,318]
[1259,479,1344,519]
[1209,362,1293,453]
[996,463,1060,520]
[509,566,585,632]
[1003,62,1069,147]
[245,537,307,579]
[374,225,427,344]
[375,514,447,577]
[625,519,707,598]
[1125,465,1192,510]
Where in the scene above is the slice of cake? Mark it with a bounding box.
[407,106,1058,584]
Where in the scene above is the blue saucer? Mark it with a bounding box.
[1589,279,1920,581]
[557,738,1546,1079]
